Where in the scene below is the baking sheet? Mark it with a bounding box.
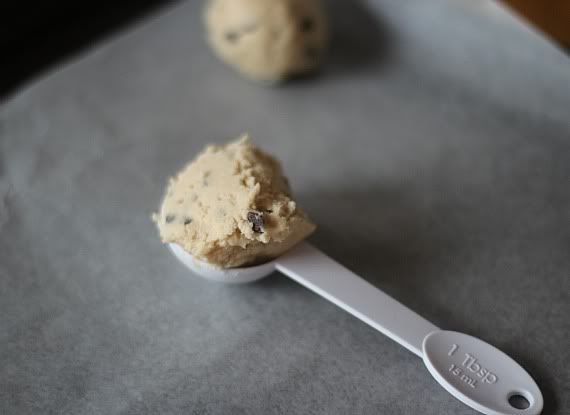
[1,0,569,414]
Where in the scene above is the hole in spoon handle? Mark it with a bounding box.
[423,331,543,415]
[275,242,438,357]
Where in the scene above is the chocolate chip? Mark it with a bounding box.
[300,17,315,32]
[184,217,192,225]
[225,31,239,43]
[247,211,264,233]
[165,214,176,224]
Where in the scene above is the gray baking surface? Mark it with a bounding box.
[1,0,569,414]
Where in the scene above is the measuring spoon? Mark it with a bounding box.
[169,241,543,415]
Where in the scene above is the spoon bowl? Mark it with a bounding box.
[168,243,275,283]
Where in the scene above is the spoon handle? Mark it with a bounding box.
[276,242,438,357]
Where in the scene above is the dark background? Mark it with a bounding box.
[2,1,568,100]
[0,1,172,98]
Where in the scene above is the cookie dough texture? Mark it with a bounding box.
[154,135,316,268]
[204,0,328,82]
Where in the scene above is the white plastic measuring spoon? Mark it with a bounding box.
[169,241,543,415]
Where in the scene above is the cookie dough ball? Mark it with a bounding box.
[204,0,328,82]
[153,135,316,268]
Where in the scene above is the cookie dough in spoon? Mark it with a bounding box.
[153,135,315,268]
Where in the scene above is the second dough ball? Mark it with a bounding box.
[204,0,328,82]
